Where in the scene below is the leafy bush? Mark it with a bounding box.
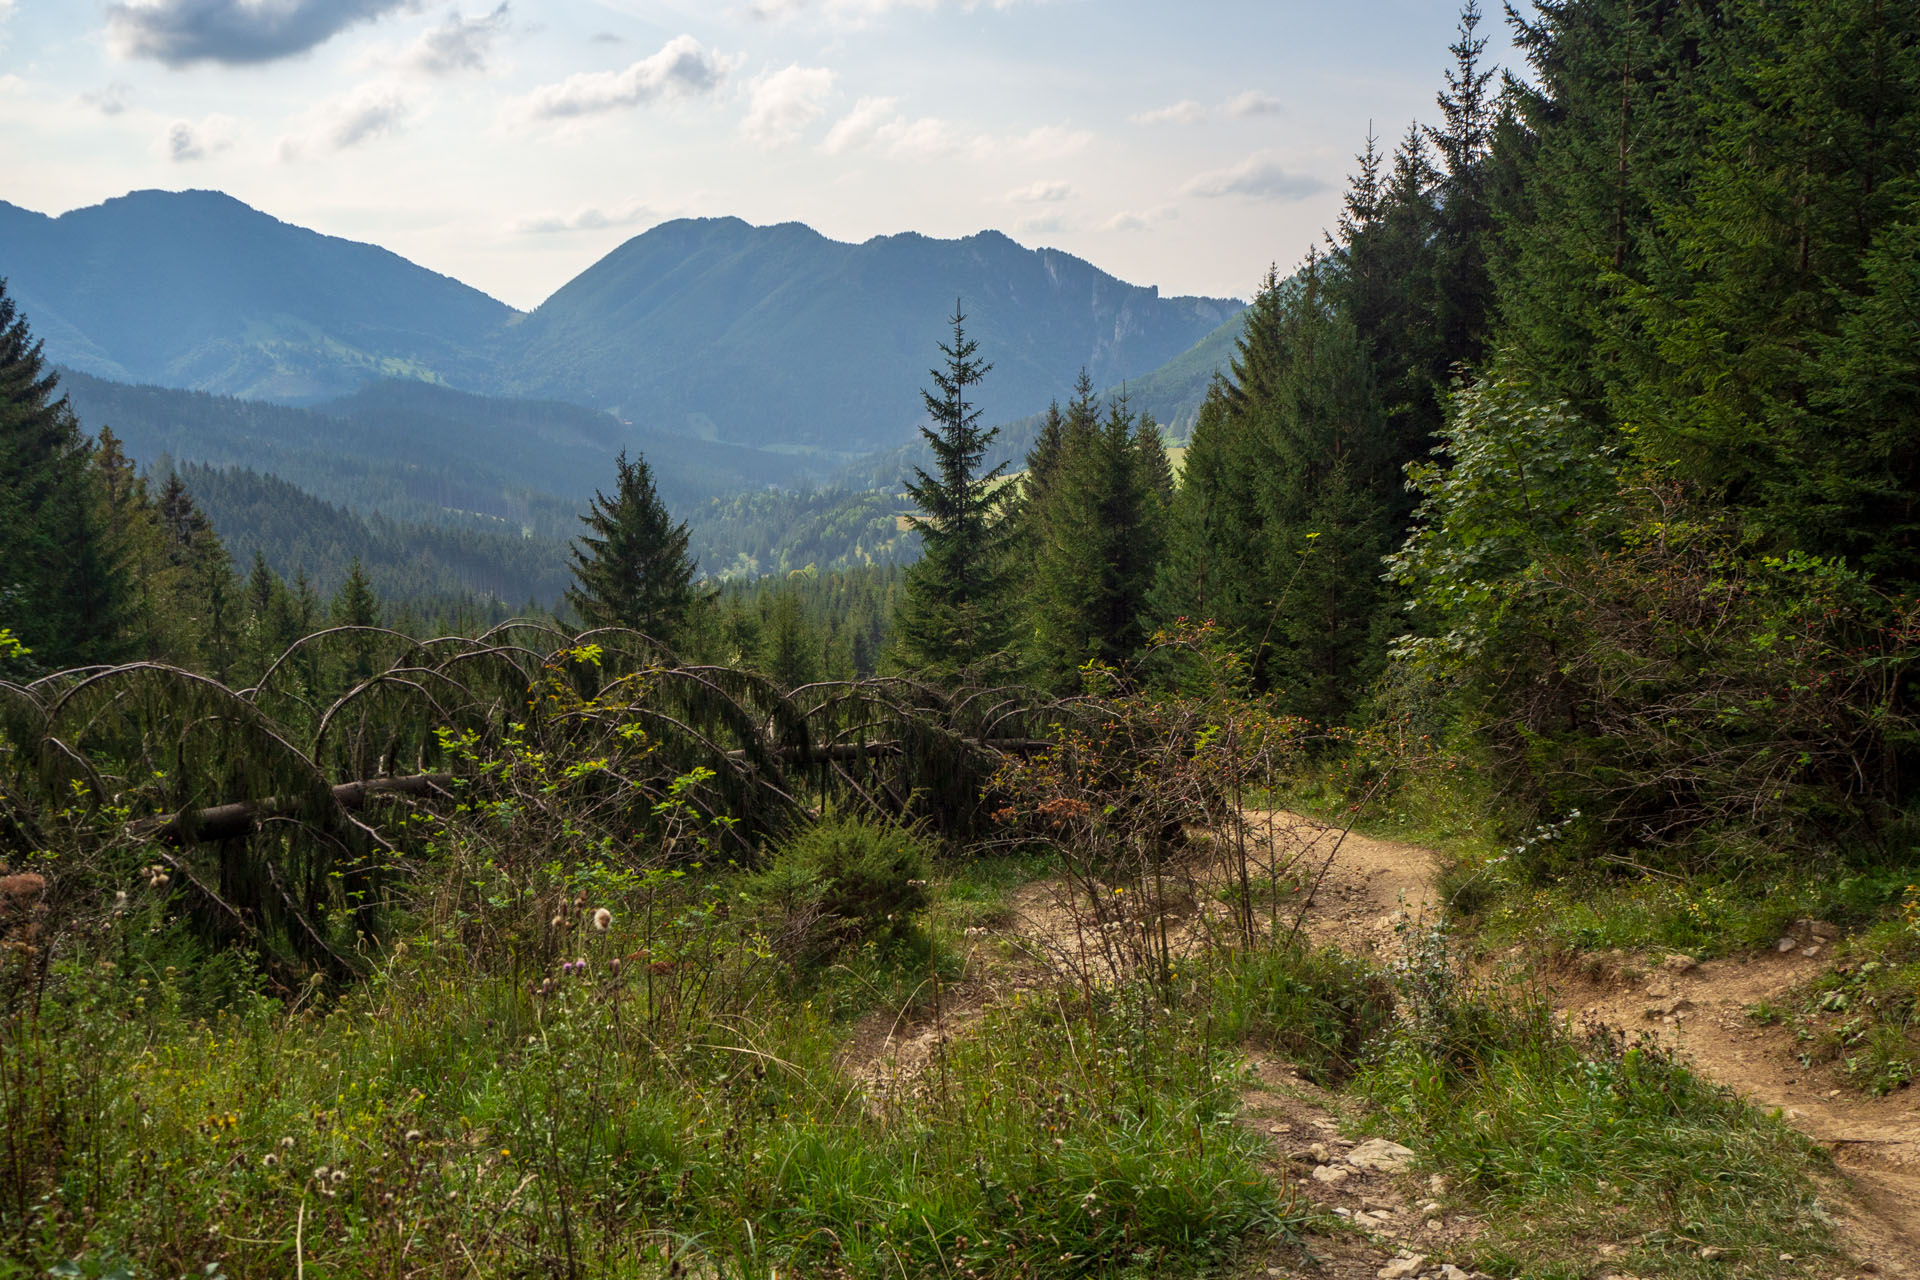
[747,816,931,966]
[1206,943,1394,1082]
[1392,372,1920,872]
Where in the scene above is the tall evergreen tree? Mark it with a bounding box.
[331,557,382,684]
[0,279,131,669]
[1330,126,1445,531]
[566,451,698,642]
[1426,0,1500,377]
[1154,261,1392,718]
[893,304,1014,679]
[1029,397,1170,687]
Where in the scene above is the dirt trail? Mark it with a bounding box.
[849,814,1920,1273]
[1562,950,1920,1271]
[1255,810,1920,1275]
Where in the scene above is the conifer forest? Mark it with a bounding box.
[4,2,1920,1277]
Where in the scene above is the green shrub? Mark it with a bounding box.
[1206,943,1394,1082]
[747,816,931,966]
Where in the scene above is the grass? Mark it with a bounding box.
[1447,857,1914,959]
[0,840,1292,1280]
[1359,957,1838,1279]
[1749,914,1920,1096]
[0,732,1870,1280]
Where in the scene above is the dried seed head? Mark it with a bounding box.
[279,1136,294,1150]
[262,1153,279,1168]
[591,907,612,931]
[330,1168,348,1185]
[404,1129,424,1143]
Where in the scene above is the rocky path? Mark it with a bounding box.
[1253,810,1919,1278]
[849,815,1919,1275]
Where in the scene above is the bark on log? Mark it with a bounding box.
[154,774,454,846]
[151,736,1054,846]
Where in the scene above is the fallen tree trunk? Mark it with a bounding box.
[153,774,455,846]
[149,736,1056,847]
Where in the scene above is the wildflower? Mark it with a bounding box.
[591,907,612,931]
[313,1165,330,1180]
[262,1153,279,1168]
[279,1136,294,1150]
[330,1169,347,1185]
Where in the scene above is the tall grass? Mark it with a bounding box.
[0,873,1290,1279]
[1361,931,1837,1278]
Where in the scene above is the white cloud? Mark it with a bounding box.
[748,0,1033,23]
[823,99,1087,163]
[741,64,834,146]
[107,0,415,67]
[1130,100,1204,127]
[821,95,897,154]
[1223,90,1283,118]
[1183,152,1327,201]
[879,115,966,160]
[279,82,414,158]
[162,113,235,162]
[1015,213,1067,236]
[1001,124,1091,160]
[407,3,509,74]
[0,0,15,50]
[82,82,136,116]
[514,199,656,235]
[1101,205,1178,232]
[1005,179,1071,204]
[507,35,731,126]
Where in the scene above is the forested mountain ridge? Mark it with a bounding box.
[1,192,1240,453]
[492,217,1241,451]
[57,371,804,536]
[0,190,513,402]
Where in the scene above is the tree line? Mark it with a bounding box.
[4,0,1916,876]
[889,0,1920,870]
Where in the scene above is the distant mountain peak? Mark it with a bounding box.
[4,188,1242,450]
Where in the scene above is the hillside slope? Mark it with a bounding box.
[0,191,514,402]
[495,217,1241,452]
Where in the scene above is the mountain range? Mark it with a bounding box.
[1,189,1242,454]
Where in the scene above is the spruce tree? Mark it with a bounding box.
[566,451,698,642]
[331,557,382,684]
[893,304,1013,679]
[1426,0,1499,377]
[1029,396,1169,688]
[1153,261,1391,717]
[1330,127,1444,532]
[0,279,131,668]
[760,589,821,690]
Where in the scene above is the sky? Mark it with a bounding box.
[0,1,1521,312]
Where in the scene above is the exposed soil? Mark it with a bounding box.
[847,814,1918,1275]
[1254,809,1918,1277]
[1558,950,1920,1275]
